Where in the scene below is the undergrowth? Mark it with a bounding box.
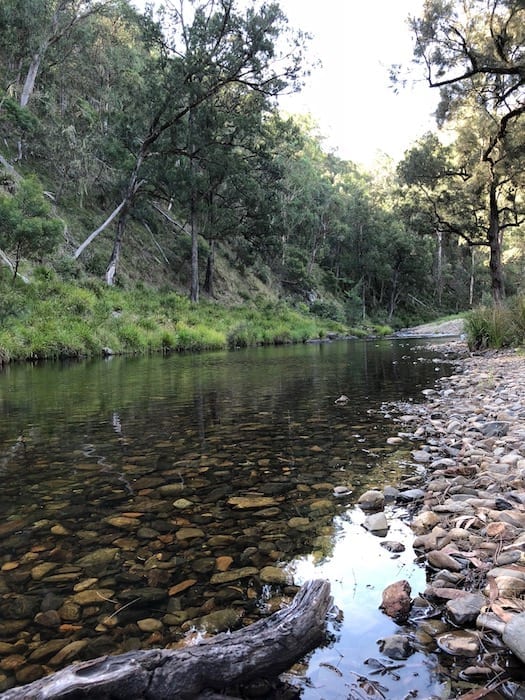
[0,270,347,362]
[465,296,525,350]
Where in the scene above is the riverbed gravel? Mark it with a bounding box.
[383,341,525,694]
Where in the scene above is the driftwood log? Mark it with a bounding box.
[1,579,331,700]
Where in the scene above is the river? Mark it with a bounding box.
[0,338,456,697]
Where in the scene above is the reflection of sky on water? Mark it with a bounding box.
[287,506,447,699]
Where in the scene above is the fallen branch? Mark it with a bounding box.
[74,200,126,259]
[1,579,331,700]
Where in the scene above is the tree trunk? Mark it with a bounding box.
[20,49,46,107]
[105,210,127,286]
[1,579,331,700]
[435,229,443,305]
[74,200,126,259]
[469,246,475,307]
[487,180,505,304]
[190,192,199,302]
[204,239,215,296]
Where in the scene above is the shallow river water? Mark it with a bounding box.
[0,338,457,697]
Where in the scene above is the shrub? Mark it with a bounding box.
[465,305,515,350]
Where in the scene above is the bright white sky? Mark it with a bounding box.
[276,0,439,167]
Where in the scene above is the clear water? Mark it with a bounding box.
[0,338,454,696]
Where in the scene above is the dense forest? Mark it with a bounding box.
[0,0,523,358]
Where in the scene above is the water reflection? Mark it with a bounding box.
[0,339,453,694]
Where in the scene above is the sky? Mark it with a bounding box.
[276,0,439,167]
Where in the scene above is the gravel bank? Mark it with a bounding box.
[384,344,525,693]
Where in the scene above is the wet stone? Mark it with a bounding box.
[427,550,463,572]
[380,580,412,622]
[380,541,405,553]
[357,490,384,512]
[48,640,88,666]
[260,566,288,585]
[15,664,43,685]
[31,563,58,581]
[28,639,68,662]
[189,608,243,634]
[176,527,205,540]
[436,630,480,657]
[34,610,61,628]
[210,568,258,584]
[77,548,120,574]
[71,588,115,606]
[137,618,163,633]
[379,634,413,660]
[192,557,215,574]
[446,592,486,626]
[363,512,388,534]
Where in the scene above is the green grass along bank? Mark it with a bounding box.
[0,270,367,363]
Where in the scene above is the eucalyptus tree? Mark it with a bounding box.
[404,0,525,302]
[74,0,308,291]
[0,0,114,109]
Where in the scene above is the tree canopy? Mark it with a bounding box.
[0,0,523,322]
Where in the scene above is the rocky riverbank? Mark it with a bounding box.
[376,342,525,694]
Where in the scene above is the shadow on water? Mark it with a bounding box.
[0,338,456,696]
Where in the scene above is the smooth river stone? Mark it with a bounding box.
[31,563,58,581]
[168,579,197,596]
[48,640,88,666]
[208,535,236,547]
[260,566,289,584]
[73,578,99,593]
[29,639,68,662]
[175,527,204,540]
[227,496,279,509]
[357,490,384,511]
[77,548,119,572]
[436,630,480,657]
[104,516,139,530]
[172,499,194,509]
[34,610,61,628]
[50,524,70,536]
[210,567,258,584]
[71,588,115,606]
[190,608,243,633]
[364,512,388,534]
[215,556,233,572]
[427,550,464,572]
[446,592,486,626]
[309,499,333,514]
[137,618,163,633]
[287,517,310,530]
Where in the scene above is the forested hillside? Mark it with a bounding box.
[0,0,523,356]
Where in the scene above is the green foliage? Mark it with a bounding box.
[0,175,62,276]
[310,299,346,324]
[0,272,343,361]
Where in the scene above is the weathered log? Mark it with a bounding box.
[1,579,331,700]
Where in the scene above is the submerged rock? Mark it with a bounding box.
[379,634,413,660]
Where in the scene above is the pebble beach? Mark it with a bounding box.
[380,340,525,693]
